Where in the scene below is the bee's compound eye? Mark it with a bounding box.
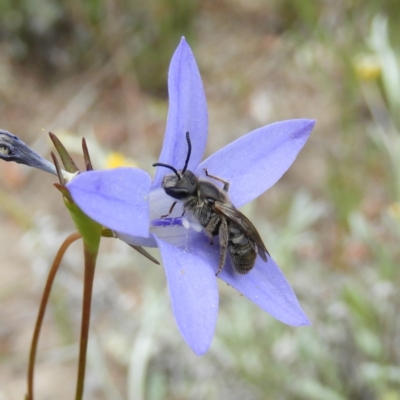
[164,187,189,200]
[206,198,215,205]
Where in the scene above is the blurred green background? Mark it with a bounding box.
[1,0,400,399]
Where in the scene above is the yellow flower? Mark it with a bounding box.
[387,202,400,219]
[354,54,382,81]
[105,152,137,169]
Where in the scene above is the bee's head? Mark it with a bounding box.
[161,169,197,199]
[153,131,198,200]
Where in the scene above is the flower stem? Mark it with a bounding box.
[26,232,82,400]
[75,242,98,400]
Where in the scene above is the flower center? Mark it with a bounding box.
[151,217,184,227]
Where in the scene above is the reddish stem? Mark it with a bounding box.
[26,232,81,400]
[75,243,98,400]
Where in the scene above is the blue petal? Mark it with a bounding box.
[187,234,310,326]
[153,37,208,187]
[218,256,310,326]
[154,235,219,355]
[67,168,151,238]
[197,119,316,207]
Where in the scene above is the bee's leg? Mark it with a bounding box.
[216,218,229,276]
[205,215,220,245]
[161,201,177,218]
[204,230,214,245]
[204,168,230,192]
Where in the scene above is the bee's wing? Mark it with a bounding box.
[213,201,269,262]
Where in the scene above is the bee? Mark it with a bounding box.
[153,132,269,275]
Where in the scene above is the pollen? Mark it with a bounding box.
[0,145,10,155]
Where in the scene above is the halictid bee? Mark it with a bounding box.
[153,132,269,275]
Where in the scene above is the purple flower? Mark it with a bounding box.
[68,38,315,355]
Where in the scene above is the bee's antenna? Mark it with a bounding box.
[182,131,192,174]
[153,163,180,179]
